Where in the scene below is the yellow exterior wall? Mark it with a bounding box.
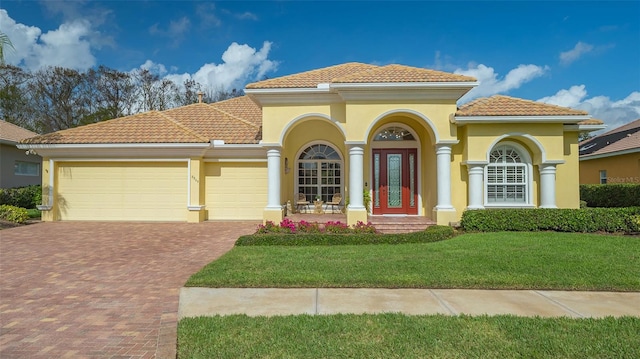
[558,132,580,208]
[205,162,267,220]
[580,152,640,184]
[262,104,341,144]
[344,101,458,142]
[55,162,187,221]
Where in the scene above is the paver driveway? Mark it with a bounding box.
[0,221,259,358]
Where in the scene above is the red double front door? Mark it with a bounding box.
[372,149,418,215]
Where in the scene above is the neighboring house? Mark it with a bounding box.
[579,119,640,184]
[0,120,41,189]
[18,63,603,225]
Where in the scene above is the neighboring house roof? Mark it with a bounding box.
[579,118,640,158]
[0,120,38,144]
[245,62,476,89]
[456,95,589,117]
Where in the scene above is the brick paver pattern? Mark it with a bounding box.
[0,221,259,358]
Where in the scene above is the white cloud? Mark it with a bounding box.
[455,63,549,103]
[559,41,594,65]
[539,86,640,131]
[147,41,278,93]
[139,60,168,76]
[537,85,587,108]
[0,9,97,70]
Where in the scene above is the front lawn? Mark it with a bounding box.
[186,232,640,291]
[178,314,640,358]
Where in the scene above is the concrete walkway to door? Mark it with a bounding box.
[0,221,259,359]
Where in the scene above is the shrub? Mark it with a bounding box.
[580,184,640,208]
[256,219,377,235]
[235,225,455,246]
[460,207,640,233]
[0,205,30,224]
[0,185,42,209]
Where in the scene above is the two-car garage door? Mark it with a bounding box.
[55,161,267,221]
[56,162,188,221]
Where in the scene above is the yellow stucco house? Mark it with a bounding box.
[19,63,603,225]
[579,119,640,184]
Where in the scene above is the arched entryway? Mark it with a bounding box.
[371,125,419,215]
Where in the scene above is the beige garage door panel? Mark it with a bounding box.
[57,162,187,221]
[205,163,267,220]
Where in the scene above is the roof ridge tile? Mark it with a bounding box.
[207,102,260,129]
[156,111,210,142]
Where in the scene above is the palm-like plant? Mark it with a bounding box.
[0,31,16,65]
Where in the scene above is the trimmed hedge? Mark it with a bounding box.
[460,207,640,233]
[235,225,455,246]
[0,185,42,209]
[0,205,30,224]
[580,184,640,208]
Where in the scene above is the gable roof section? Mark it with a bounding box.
[21,96,263,145]
[456,95,589,117]
[246,62,378,89]
[246,63,476,90]
[333,64,476,83]
[0,120,37,143]
[579,118,640,158]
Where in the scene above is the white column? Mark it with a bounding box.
[435,144,454,210]
[348,145,365,210]
[539,164,557,208]
[466,164,485,209]
[265,148,282,210]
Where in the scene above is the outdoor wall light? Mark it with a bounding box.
[284,157,290,174]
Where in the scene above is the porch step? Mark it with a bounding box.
[368,217,436,234]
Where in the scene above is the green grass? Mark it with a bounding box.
[178,314,640,358]
[186,232,640,291]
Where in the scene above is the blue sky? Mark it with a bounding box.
[1,1,639,130]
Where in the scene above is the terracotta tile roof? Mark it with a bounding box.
[21,96,263,145]
[580,119,640,157]
[163,101,261,144]
[246,62,378,89]
[333,64,476,83]
[209,95,262,127]
[577,118,604,125]
[0,120,38,143]
[21,111,208,144]
[456,95,589,117]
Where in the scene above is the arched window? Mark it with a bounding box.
[297,144,342,202]
[374,126,416,141]
[485,144,531,204]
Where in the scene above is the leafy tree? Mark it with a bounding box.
[91,65,137,119]
[28,66,93,132]
[0,65,34,131]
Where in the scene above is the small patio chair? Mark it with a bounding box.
[326,193,342,214]
[296,193,310,213]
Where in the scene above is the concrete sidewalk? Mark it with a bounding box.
[179,288,640,319]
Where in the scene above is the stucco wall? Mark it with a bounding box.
[0,143,42,188]
[579,152,640,184]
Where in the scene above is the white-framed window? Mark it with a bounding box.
[485,143,531,205]
[296,143,342,202]
[599,170,607,184]
[14,161,40,176]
